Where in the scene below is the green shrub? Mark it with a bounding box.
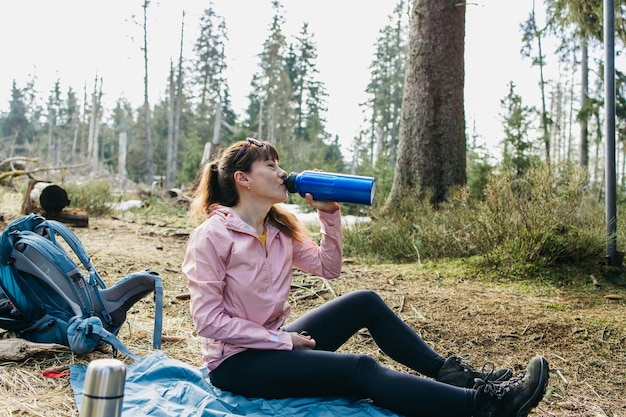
[479,162,604,265]
[344,162,606,270]
[64,181,114,216]
[128,194,189,221]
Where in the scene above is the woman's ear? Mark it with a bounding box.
[233,171,249,188]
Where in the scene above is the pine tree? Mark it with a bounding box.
[64,87,81,161]
[2,81,32,155]
[45,80,62,165]
[364,0,407,167]
[288,23,328,144]
[247,1,294,151]
[521,0,552,165]
[500,82,535,177]
[285,22,342,171]
[192,4,232,157]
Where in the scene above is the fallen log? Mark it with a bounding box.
[21,179,89,227]
[0,338,69,361]
[0,157,29,173]
[22,179,70,214]
[0,161,88,183]
[29,181,71,214]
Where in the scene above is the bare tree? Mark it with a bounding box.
[166,11,185,187]
[522,0,551,164]
[167,61,175,186]
[143,0,154,186]
[579,39,589,167]
[87,75,102,172]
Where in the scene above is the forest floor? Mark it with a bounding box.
[0,191,625,417]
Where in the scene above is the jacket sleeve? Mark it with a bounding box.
[292,208,343,279]
[182,223,293,351]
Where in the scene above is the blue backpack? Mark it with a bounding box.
[0,214,163,361]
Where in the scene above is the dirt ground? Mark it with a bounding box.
[1,206,625,416]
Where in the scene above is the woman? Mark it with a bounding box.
[182,138,550,417]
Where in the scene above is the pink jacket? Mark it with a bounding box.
[182,205,343,370]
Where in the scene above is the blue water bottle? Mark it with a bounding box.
[284,171,376,206]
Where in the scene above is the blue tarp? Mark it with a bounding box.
[70,352,400,416]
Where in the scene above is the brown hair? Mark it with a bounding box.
[189,139,309,241]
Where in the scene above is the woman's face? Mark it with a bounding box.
[246,157,289,204]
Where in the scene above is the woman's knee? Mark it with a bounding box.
[352,353,381,377]
[347,354,386,393]
[347,289,384,307]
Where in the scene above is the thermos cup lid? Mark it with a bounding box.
[83,359,127,398]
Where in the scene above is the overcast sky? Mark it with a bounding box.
[0,0,541,157]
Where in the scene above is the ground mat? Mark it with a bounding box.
[70,351,399,416]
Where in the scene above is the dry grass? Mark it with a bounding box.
[0,208,625,416]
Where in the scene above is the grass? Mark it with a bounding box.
[344,162,616,286]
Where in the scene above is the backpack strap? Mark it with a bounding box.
[153,275,163,350]
[41,220,113,323]
[45,220,107,289]
[91,325,140,361]
[99,270,164,350]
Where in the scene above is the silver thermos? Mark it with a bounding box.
[80,359,126,417]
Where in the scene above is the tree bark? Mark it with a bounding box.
[387,0,466,207]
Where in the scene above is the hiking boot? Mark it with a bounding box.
[436,355,512,388]
[473,355,550,417]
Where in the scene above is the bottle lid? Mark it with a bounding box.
[283,172,297,193]
[83,359,126,398]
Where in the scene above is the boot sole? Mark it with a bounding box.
[516,356,549,417]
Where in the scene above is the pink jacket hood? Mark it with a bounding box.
[182,205,342,370]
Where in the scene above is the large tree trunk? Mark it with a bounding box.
[387,0,466,207]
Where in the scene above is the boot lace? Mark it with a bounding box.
[456,354,497,380]
[481,372,526,400]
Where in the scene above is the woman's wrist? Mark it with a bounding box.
[322,203,340,214]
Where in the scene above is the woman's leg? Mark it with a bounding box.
[283,290,445,377]
[209,348,474,417]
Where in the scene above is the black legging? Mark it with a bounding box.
[209,290,475,417]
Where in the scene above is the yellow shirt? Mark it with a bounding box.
[258,231,266,246]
